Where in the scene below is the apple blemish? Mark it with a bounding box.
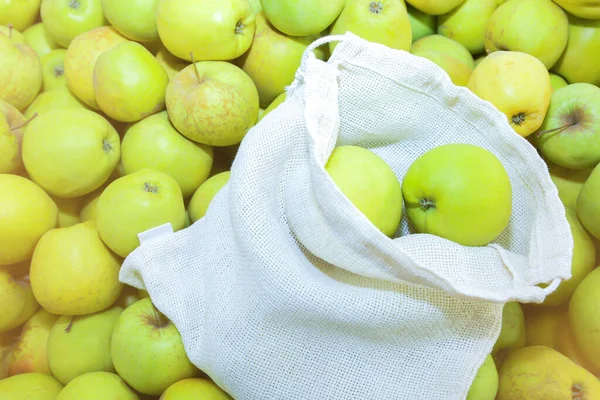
[235,20,245,35]
[143,182,158,193]
[370,1,383,14]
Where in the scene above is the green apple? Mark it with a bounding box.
[578,163,600,240]
[47,306,123,385]
[411,34,474,86]
[406,0,466,15]
[63,26,129,110]
[484,0,568,69]
[492,301,526,368]
[569,267,600,372]
[40,49,66,91]
[549,73,568,92]
[402,143,512,246]
[326,145,402,237]
[22,108,121,198]
[0,25,43,111]
[101,0,159,42]
[552,0,600,19]
[248,0,262,13]
[187,171,231,223]
[466,354,499,400]
[0,271,38,334]
[156,0,255,62]
[542,209,596,307]
[552,15,600,87]
[474,55,485,67]
[437,0,498,55]
[55,371,139,400]
[121,111,214,199]
[329,0,412,55]
[112,298,200,396]
[96,168,186,258]
[41,0,108,47]
[23,22,61,57]
[160,378,233,400]
[0,372,63,400]
[259,91,287,121]
[260,0,344,37]
[0,0,41,32]
[0,99,28,174]
[166,61,259,147]
[94,41,168,123]
[24,87,89,119]
[155,45,189,80]
[535,83,600,170]
[113,285,143,309]
[547,160,593,209]
[407,4,436,42]
[236,11,324,108]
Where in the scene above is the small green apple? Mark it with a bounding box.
[22,22,61,58]
[535,83,600,171]
[166,61,259,147]
[407,4,436,42]
[156,0,255,62]
[0,372,63,400]
[260,0,344,37]
[466,354,499,400]
[55,371,139,400]
[549,73,568,92]
[96,168,187,258]
[484,0,568,69]
[111,298,200,396]
[40,49,67,91]
[101,0,159,42]
[160,378,233,400]
[411,34,474,86]
[492,302,526,369]
[94,41,169,123]
[401,143,512,246]
[40,0,108,47]
[326,145,403,237]
[47,306,123,385]
[121,111,214,199]
[577,163,600,240]
[187,171,231,224]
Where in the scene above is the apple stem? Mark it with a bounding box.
[189,52,202,84]
[7,24,12,39]
[535,122,577,137]
[64,316,76,333]
[10,113,38,132]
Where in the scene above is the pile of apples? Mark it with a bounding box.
[1,0,600,399]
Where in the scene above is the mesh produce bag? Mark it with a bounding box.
[120,32,573,400]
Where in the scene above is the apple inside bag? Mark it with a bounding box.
[120,32,573,400]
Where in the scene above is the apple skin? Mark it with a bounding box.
[0,372,64,400]
[260,0,344,37]
[466,354,498,400]
[23,22,60,58]
[166,61,259,147]
[101,0,159,42]
[407,4,436,42]
[55,371,139,400]
[96,168,187,258]
[577,163,600,240]
[156,0,256,62]
[552,0,600,19]
[160,378,233,400]
[535,83,600,171]
[411,34,474,86]
[24,87,89,119]
[0,271,39,335]
[437,0,497,55]
[552,15,600,87]
[94,41,169,123]
[111,298,200,396]
[40,0,108,48]
[40,48,66,91]
[401,143,512,247]
[121,111,214,199]
[484,0,569,70]
[0,0,41,32]
[188,171,231,223]
[0,99,27,175]
[549,73,568,92]
[406,0,466,15]
[155,45,189,80]
[569,267,600,372]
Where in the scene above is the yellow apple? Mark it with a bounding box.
[551,15,600,87]
[437,0,498,55]
[63,26,129,109]
[40,0,108,47]
[549,73,568,92]
[260,0,344,36]
[47,306,123,384]
[7,308,58,376]
[524,305,564,348]
[0,0,41,32]
[485,0,569,69]
[23,22,60,57]
[156,0,256,62]
[0,25,43,111]
[22,108,121,198]
[327,145,403,237]
[552,0,600,19]
[55,371,138,400]
[24,87,89,119]
[406,0,466,15]
[161,378,233,400]
[0,271,39,334]
[101,0,159,42]
[188,170,231,223]
[121,111,214,199]
[0,372,63,400]
[467,51,552,137]
[40,48,66,91]
[569,266,600,372]
[236,11,324,108]
[0,99,27,174]
[0,174,58,265]
[155,44,189,80]
[51,195,84,228]
[547,161,593,210]
[166,61,259,146]
[466,354,498,400]
[329,0,412,55]
[93,41,168,123]
[259,91,286,122]
[96,168,187,258]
